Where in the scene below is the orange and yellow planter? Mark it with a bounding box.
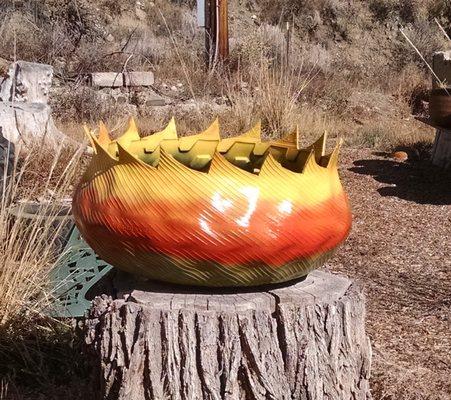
[73,118,351,286]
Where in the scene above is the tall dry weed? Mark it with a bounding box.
[223,60,319,138]
[0,140,89,397]
[0,139,83,324]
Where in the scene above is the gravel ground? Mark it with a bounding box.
[327,148,451,400]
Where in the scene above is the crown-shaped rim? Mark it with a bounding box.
[83,117,342,180]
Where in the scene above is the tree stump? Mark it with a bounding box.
[432,129,451,169]
[84,270,372,400]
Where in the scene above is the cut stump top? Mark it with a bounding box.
[113,270,352,313]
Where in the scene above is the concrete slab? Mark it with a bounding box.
[91,72,123,88]
[124,71,154,87]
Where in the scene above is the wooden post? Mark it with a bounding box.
[218,0,229,61]
[204,0,215,67]
[84,270,372,399]
[204,0,229,67]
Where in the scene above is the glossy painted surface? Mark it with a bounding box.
[73,118,352,286]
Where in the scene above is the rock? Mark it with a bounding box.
[90,72,155,88]
[392,151,408,161]
[115,94,128,104]
[144,97,166,107]
[133,89,166,107]
[135,7,147,21]
[0,130,15,192]
[123,71,154,87]
[90,72,123,88]
[0,61,53,103]
[170,85,177,92]
[0,102,70,146]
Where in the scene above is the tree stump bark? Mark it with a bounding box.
[84,270,372,400]
[432,129,451,169]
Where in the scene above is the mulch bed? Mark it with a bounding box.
[327,148,451,400]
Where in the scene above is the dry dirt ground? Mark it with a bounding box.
[3,147,450,400]
[327,147,451,400]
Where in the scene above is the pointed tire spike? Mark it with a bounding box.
[302,150,319,174]
[128,116,138,135]
[203,117,220,139]
[98,121,111,146]
[244,121,261,139]
[81,130,118,183]
[161,117,178,139]
[117,142,140,165]
[313,130,328,158]
[117,117,140,146]
[91,134,118,164]
[178,118,221,152]
[83,125,96,152]
[259,152,288,177]
[327,138,342,169]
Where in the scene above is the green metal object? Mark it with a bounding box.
[48,225,114,318]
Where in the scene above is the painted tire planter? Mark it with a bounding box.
[72,118,352,286]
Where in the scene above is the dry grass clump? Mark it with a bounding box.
[222,63,319,138]
[50,86,138,125]
[0,140,81,323]
[93,59,336,144]
[0,140,89,399]
[350,122,417,149]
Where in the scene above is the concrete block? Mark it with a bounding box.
[0,102,69,146]
[124,71,154,87]
[0,61,53,103]
[91,72,123,88]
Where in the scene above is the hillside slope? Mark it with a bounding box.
[0,0,449,147]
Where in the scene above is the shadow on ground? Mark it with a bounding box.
[0,319,91,400]
[350,155,451,205]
